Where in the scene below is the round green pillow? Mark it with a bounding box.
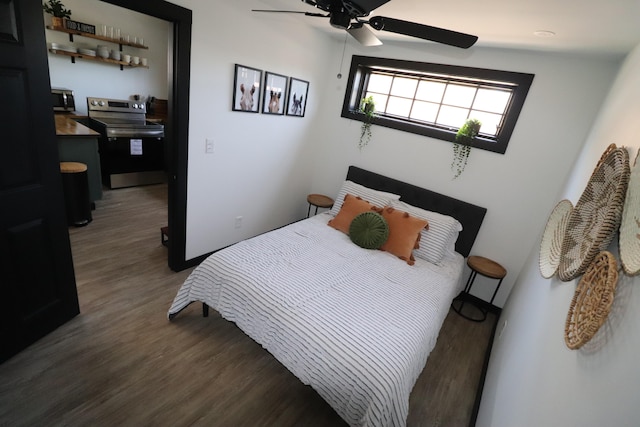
[349,211,390,249]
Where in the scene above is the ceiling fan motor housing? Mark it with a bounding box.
[329,8,352,29]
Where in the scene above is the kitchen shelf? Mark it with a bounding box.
[48,49,149,69]
[46,25,148,49]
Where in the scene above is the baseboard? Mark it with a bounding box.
[468,307,501,427]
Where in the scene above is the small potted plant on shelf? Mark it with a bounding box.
[451,118,481,179]
[358,95,376,150]
[43,0,72,29]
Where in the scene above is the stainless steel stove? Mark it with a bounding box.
[87,97,166,189]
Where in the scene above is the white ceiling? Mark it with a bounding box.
[256,0,640,57]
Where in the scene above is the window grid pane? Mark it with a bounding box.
[367,71,514,138]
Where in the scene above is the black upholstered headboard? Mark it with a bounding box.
[346,166,486,257]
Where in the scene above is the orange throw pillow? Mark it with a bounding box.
[328,194,376,234]
[379,207,429,265]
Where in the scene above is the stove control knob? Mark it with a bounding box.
[98,100,106,106]
[133,103,139,109]
[91,100,98,106]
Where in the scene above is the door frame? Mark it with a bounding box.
[101,0,191,271]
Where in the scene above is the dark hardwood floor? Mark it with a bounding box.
[0,184,496,426]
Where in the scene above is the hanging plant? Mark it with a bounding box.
[358,96,376,150]
[451,118,481,179]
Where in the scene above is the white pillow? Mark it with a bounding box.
[388,200,463,264]
[330,180,401,216]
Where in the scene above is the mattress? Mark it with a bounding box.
[168,213,465,426]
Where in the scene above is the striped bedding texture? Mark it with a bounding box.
[168,213,465,426]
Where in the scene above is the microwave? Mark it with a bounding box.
[51,87,76,112]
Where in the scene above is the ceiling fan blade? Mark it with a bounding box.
[251,9,328,18]
[368,16,478,48]
[347,25,382,46]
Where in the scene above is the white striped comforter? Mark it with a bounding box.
[168,213,464,426]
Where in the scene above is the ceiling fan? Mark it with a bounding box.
[252,0,478,48]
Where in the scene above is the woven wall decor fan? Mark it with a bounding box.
[564,251,618,350]
[558,146,630,281]
[619,148,640,275]
[539,199,573,279]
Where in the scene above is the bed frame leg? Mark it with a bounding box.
[202,303,209,317]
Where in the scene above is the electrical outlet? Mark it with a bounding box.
[205,138,214,154]
[234,216,243,229]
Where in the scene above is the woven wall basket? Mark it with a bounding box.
[619,149,640,275]
[558,146,630,281]
[564,251,618,350]
[539,199,573,279]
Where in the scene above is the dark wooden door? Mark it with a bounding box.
[0,0,79,363]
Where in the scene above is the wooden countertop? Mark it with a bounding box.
[55,114,99,137]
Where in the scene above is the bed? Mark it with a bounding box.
[168,166,486,426]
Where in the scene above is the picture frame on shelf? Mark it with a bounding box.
[262,71,288,115]
[286,77,309,117]
[232,64,262,113]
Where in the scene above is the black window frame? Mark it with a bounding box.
[341,55,535,154]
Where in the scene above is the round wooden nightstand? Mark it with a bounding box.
[307,194,334,217]
[452,255,506,322]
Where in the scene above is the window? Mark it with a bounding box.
[341,56,534,154]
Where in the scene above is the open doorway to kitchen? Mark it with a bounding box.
[99,0,191,272]
[48,0,190,271]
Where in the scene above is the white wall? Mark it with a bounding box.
[45,0,170,114]
[167,2,620,303]
[477,43,640,426]
[167,1,334,259]
[54,1,623,310]
[307,39,621,307]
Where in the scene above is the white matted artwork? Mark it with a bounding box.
[262,71,288,115]
[286,77,309,117]
[232,64,262,113]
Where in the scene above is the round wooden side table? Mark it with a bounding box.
[307,194,334,217]
[452,255,506,322]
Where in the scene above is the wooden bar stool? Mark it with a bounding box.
[60,161,92,227]
[452,255,506,322]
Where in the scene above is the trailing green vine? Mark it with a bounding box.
[358,96,376,150]
[451,118,481,179]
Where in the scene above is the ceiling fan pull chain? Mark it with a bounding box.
[337,32,348,79]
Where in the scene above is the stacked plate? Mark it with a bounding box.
[49,42,77,53]
[96,45,110,59]
[78,48,96,57]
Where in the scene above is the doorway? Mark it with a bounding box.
[99,0,191,271]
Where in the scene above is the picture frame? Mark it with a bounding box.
[232,64,262,113]
[286,77,309,117]
[262,71,288,115]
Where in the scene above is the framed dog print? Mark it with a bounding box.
[286,77,309,117]
[262,71,288,115]
[233,64,262,113]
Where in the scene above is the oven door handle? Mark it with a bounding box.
[105,129,165,139]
